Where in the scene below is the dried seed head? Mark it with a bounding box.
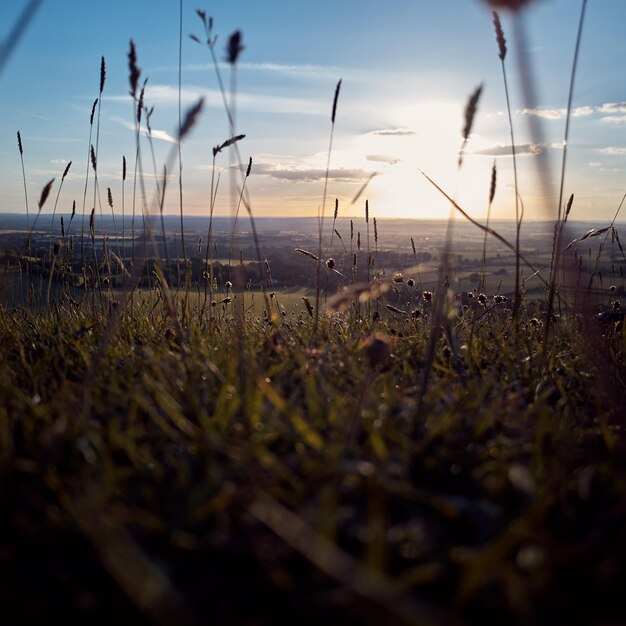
[565,193,574,219]
[411,237,416,256]
[38,179,54,211]
[462,84,483,142]
[62,161,72,180]
[492,11,507,61]
[17,130,23,155]
[90,145,97,172]
[122,155,127,181]
[246,156,252,177]
[459,84,483,167]
[90,98,98,126]
[326,258,335,269]
[137,79,147,123]
[128,39,141,98]
[422,290,432,302]
[295,248,320,261]
[53,238,62,256]
[225,30,244,64]
[214,134,246,157]
[407,278,415,287]
[373,217,378,243]
[392,272,404,283]
[302,296,314,317]
[365,199,369,224]
[357,231,361,250]
[179,98,205,140]
[100,56,106,94]
[107,187,113,208]
[489,161,497,205]
[331,79,342,124]
[334,198,339,220]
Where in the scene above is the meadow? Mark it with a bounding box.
[2,1,626,625]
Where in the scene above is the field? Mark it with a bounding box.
[3,1,626,625]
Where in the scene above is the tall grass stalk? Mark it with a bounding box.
[80,98,97,276]
[491,11,523,325]
[192,15,270,321]
[543,0,588,347]
[314,79,341,337]
[480,161,497,290]
[16,131,29,231]
[177,0,190,320]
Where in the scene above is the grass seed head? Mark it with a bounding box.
[492,11,507,60]
[332,79,342,124]
[99,56,106,94]
[38,179,54,211]
[128,39,140,98]
[226,31,244,64]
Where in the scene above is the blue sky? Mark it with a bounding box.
[1,0,624,222]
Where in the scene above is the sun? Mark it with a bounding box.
[351,101,496,220]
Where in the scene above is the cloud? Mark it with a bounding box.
[367,128,415,136]
[249,163,372,183]
[474,143,543,156]
[366,154,401,165]
[109,115,179,144]
[598,147,626,156]
[177,61,345,81]
[51,158,68,164]
[105,84,327,116]
[520,106,593,120]
[597,102,626,114]
[588,162,602,168]
[600,115,626,125]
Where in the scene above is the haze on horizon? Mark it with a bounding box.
[0,0,624,224]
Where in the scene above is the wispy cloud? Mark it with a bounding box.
[105,84,326,116]
[109,115,179,144]
[249,162,371,183]
[182,61,345,81]
[597,102,626,114]
[474,143,543,157]
[367,128,415,137]
[520,106,593,120]
[51,158,68,164]
[598,147,626,156]
[600,115,626,125]
[366,154,400,165]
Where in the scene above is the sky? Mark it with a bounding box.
[0,0,624,223]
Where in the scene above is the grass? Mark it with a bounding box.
[1,295,626,626]
[2,2,626,625]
